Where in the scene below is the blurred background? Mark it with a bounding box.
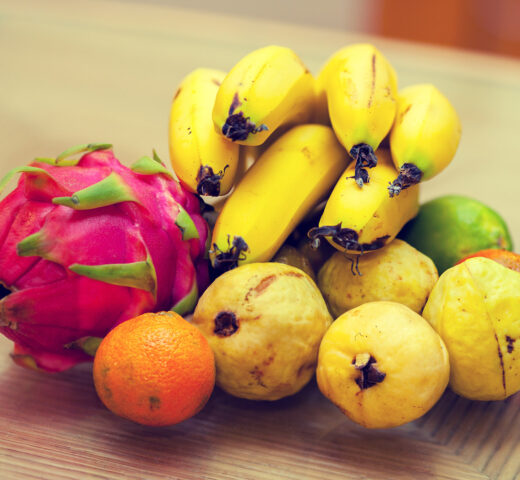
[139,0,520,58]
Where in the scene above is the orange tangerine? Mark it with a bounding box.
[93,311,215,426]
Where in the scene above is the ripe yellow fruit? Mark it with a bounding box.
[317,301,449,428]
[423,257,520,400]
[210,124,347,269]
[318,239,438,317]
[388,84,462,196]
[212,45,316,146]
[192,262,332,400]
[309,149,419,255]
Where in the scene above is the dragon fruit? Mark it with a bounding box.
[0,144,209,372]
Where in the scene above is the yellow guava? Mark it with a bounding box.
[316,301,449,428]
[191,262,332,400]
[318,239,438,317]
[423,257,520,400]
[273,245,316,281]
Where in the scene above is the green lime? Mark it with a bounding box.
[399,195,513,274]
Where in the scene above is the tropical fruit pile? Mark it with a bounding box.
[0,43,518,429]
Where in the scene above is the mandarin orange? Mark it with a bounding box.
[93,311,215,426]
[456,249,520,273]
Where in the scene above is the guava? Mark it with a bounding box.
[399,195,512,273]
[316,301,449,428]
[318,239,438,317]
[273,245,316,280]
[191,262,332,400]
[423,257,520,400]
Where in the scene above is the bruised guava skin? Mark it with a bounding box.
[192,262,332,400]
[423,257,520,401]
[317,301,449,428]
[318,239,438,317]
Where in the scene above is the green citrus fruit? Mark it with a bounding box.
[399,195,513,273]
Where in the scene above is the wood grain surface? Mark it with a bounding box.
[1,1,520,479]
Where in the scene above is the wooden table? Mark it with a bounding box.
[1,1,519,479]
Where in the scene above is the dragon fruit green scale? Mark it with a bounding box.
[0,144,209,372]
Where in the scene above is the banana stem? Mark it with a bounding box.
[349,144,378,188]
[211,235,249,273]
[222,93,268,142]
[388,163,423,197]
[197,165,229,196]
[307,224,389,254]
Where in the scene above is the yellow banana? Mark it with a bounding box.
[169,68,239,196]
[314,44,371,125]
[324,44,398,187]
[210,124,348,270]
[212,45,316,146]
[388,84,462,197]
[308,149,419,263]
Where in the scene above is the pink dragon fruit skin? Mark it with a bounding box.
[0,144,209,372]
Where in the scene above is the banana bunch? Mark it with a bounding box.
[388,84,462,196]
[167,43,462,277]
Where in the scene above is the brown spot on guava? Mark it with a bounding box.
[283,271,304,278]
[212,78,221,86]
[506,336,516,353]
[249,366,267,387]
[263,355,275,367]
[244,271,304,302]
[494,332,506,392]
[149,396,161,411]
[173,87,182,100]
[245,275,277,301]
[214,311,239,336]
